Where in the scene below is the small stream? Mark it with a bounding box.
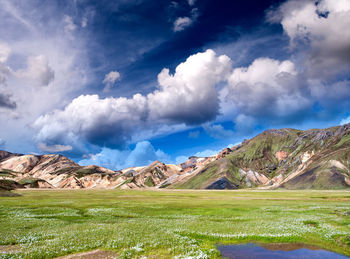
[217,243,349,259]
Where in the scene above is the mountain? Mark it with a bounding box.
[0,123,350,190]
[172,123,350,189]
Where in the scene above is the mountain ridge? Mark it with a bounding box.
[1,123,349,191]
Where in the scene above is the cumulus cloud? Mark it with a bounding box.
[234,114,255,133]
[63,15,77,32]
[0,43,11,63]
[79,141,170,170]
[102,71,121,92]
[32,39,350,157]
[38,143,72,153]
[0,64,10,86]
[340,116,350,125]
[34,50,231,150]
[269,0,350,78]
[33,93,148,149]
[81,17,88,28]
[173,17,193,32]
[309,80,350,105]
[175,155,188,164]
[148,49,231,124]
[123,141,170,168]
[0,43,11,86]
[188,0,196,6]
[224,57,311,122]
[15,55,55,86]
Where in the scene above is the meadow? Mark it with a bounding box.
[0,189,349,258]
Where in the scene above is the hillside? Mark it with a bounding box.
[0,123,349,190]
[173,124,350,189]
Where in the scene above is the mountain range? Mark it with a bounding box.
[1,123,350,191]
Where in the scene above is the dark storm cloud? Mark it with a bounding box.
[0,93,16,109]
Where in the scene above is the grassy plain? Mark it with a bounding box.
[0,189,349,258]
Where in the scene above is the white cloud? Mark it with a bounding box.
[34,49,232,150]
[31,42,350,157]
[0,0,93,154]
[0,64,10,86]
[309,80,350,103]
[81,17,88,28]
[102,71,121,92]
[63,15,77,32]
[228,142,241,148]
[0,43,11,63]
[0,0,34,30]
[270,0,350,78]
[173,17,193,32]
[0,43,11,86]
[340,116,350,125]
[148,49,231,124]
[224,57,311,120]
[38,143,72,153]
[194,149,219,157]
[175,155,188,164]
[234,114,255,133]
[79,141,170,170]
[188,0,196,6]
[15,55,55,86]
[34,93,148,149]
[124,141,170,167]
[103,71,120,84]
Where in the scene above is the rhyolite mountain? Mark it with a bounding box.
[1,123,350,191]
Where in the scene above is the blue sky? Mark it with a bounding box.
[0,0,350,170]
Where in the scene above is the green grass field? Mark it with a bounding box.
[0,189,349,258]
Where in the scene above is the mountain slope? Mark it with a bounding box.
[175,124,350,189]
[0,123,349,190]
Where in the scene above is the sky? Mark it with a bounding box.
[0,0,350,170]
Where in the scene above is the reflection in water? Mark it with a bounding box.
[217,243,349,259]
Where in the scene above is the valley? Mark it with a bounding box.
[0,189,349,258]
[1,123,350,191]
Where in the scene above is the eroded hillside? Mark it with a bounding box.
[1,123,350,190]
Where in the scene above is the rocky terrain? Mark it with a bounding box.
[172,123,350,189]
[1,123,350,190]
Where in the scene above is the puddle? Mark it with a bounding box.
[217,243,349,259]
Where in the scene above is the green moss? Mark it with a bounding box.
[54,167,77,175]
[17,178,45,188]
[0,169,18,178]
[0,179,21,191]
[74,168,96,178]
[144,176,154,187]
[175,164,219,189]
[56,167,99,178]
[116,178,134,189]
[336,134,350,148]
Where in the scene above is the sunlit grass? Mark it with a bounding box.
[0,189,349,258]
